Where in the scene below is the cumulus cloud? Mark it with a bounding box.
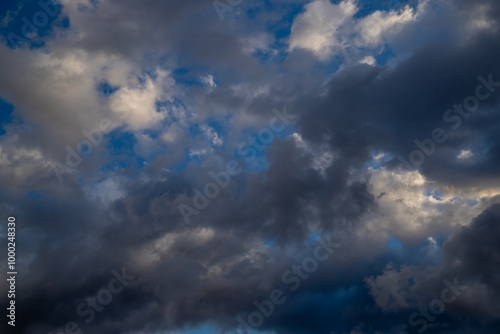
[289,0,357,59]
[289,0,427,60]
[364,167,499,243]
[109,70,174,131]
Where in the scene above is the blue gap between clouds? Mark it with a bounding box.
[96,81,120,97]
[178,324,275,334]
[389,235,403,248]
[0,0,68,51]
[0,98,14,135]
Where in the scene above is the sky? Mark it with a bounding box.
[0,0,500,333]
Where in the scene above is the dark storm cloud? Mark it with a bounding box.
[0,143,375,334]
[440,203,500,321]
[366,202,500,334]
[296,28,500,190]
[247,137,375,242]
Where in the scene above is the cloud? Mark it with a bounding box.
[109,69,174,131]
[355,3,420,46]
[288,0,427,60]
[289,0,357,60]
[366,204,500,327]
[200,74,217,88]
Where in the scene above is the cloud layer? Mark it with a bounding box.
[0,0,500,333]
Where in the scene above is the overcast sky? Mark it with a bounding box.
[1,0,500,333]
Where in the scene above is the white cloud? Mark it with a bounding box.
[201,74,217,88]
[359,55,376,65]
[109,69,174,131]
[0,144,53,181]
[110,80,163,130]
[364,167,500,243]
[201,125,223,147]
[457,150,473,159]
[289,0,357,60]
[289,0,427,60]
[355,5,417,47]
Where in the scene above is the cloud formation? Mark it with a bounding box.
[0,0,499,333]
